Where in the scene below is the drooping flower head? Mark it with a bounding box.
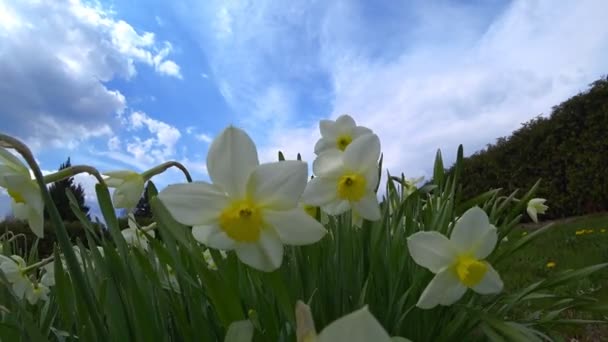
[526,198,548,223]
[159,126,327,272]
[121,214,156,251]
[0,147,44,237]
[302,134,381,221]
[0,255,32,299]
[103,170,146,209]
[407,207,503,309]
[314,115,373,155]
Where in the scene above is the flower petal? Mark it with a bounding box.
[342,134,381,172]
[406,232,457,273]
[352,126,373,138]
[207,126,259,198]
[526,206,538,223]
[225,320,254,342]
[334,114,357,133]
[416,268,465,309]
[323,198,350,215]
[472,263,503,294]
[318,306,392,342]
[192,225,236,250]
[314,137,337,155]
[112,177,145,209]
[159,182,229,226]
[0,147,28,173]
[313,150,344,177]
[235,230,283,272]
[472,224,498,260]
[319,119,338,137]
[450,207,496,256]
[351,193,381,221]
[302,177,337,206]
[265,209,327,245]
[26,204,44,238]
[247,161,307,210]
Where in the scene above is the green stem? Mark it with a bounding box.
[0,133,108,338]
[23,255,54,273]
[142,161,193,182]
[43,165,106,184]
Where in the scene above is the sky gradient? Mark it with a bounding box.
[1,0,607,218]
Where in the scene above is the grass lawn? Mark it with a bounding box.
[499,212,608,340]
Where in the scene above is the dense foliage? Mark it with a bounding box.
[46,158,90,222]
[454,77,608,219]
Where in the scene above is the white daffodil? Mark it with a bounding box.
[0,147,44,237]
[527,198,548,223]
[0,255,32,298]
[25,282,50,305]
[104,170,145,209]
[159,126,327,272]
[295,301,410,342]
[314,114,373,155]
[302,133,381,221]
[122,214,156,251]
[40,261,56,287]
[403,176,424,197]
[407,207,503,309]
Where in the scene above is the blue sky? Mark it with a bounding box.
[1,0,608,218]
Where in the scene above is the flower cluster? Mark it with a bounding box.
[0,114,508,315]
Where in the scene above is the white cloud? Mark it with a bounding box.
[157,60,182,78]
[109,111,183,169]
[107,136,121,151]
[195,133,213,143]
[189,0,608,179]
[0,0,181,147]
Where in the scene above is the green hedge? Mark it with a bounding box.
[452,76,608,219]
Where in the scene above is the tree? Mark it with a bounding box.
[134,182,153,219]
[45,157,90,222]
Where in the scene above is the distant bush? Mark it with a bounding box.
[451,76,608,219]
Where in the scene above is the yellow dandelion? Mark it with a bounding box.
[575,230,584,236]
[546,261,556,268]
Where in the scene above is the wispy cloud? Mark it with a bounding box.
[179,0,608,178]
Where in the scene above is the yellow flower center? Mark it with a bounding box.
[8,189,25,203]
[303,204,317,218]
[219,199,264,242]
[454,255,487,287]
[336,134,352,151]
[337,173,366,201]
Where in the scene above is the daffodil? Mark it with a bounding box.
[302,133,381,221]
[104,170,145,209]
[121,214,156,251]
[159,126,327,272]
[25,282,50,304]
[0,255,32,298]
[0,147,44,237]
[314,114,373,154]
[403,176,424,197]
[295,301,410,342]
[527,198,548,223]
[407,207,503,309]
